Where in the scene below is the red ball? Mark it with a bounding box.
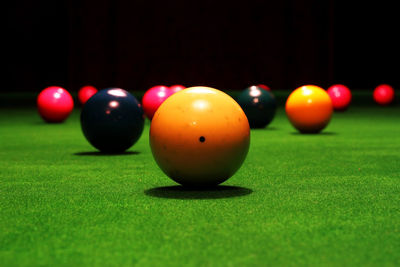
[170,85,186,93]
[78,85,98,105]
[37,86,74,123]
[257,84,271,91]
[373,84,395,105]
[142,85,173,120]
[327,84,352,111]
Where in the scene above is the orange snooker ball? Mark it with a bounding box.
[150,86,250,187]
[286,85,333,133]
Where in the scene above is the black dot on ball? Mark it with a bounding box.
[199,136,206,143]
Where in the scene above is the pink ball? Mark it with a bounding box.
[78,85,98,105]
[327,84,352,111]
[37,86,74,123]
[170,85,186,93]
[142,85,173,120]
[373,84,395,105]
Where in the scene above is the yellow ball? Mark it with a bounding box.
[286,85,333,133]
[150,86,250,187]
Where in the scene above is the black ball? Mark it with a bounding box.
[236,86,277,128]
[80,88,145,152]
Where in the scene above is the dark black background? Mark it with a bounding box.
[4,0,399,92]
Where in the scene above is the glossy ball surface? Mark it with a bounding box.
[78,85,98,105]
[327,84,352,111]
[236,86,277,128]
[37,86,74,123]
[142,85,173,120]
[150,86,250,187]
[80,88,144,153]
[257,84,271,91]
[373,84,395,105]
[170,85,186,93]
[286,85,333,133]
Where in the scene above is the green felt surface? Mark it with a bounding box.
[1,97,400,266]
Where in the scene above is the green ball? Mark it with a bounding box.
[236,86,277,128]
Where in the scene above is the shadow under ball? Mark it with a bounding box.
[236,86,277,128]
[80,88,145,153]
